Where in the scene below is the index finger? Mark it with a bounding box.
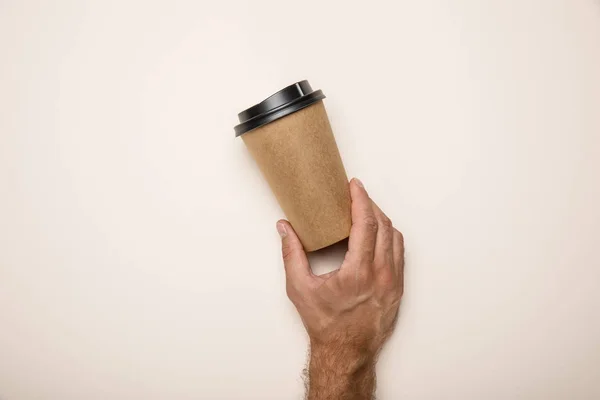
[346,178,378,264]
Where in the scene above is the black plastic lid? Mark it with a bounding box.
[234,80,325,137]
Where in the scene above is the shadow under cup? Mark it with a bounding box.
[235,81,351,252]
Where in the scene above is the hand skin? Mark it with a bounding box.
[276,178,404,400]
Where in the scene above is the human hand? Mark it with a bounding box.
[276,178,404,400]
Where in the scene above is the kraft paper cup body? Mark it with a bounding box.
[241,100,351,252]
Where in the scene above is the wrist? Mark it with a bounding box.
[309,339,375,375]
[307,339,377,400]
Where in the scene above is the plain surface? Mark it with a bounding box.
[1,0,599,399]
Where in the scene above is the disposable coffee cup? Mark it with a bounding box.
[235,80,351,252]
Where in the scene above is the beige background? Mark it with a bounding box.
[1,0,599,399]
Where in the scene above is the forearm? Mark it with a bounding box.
[307,342,376,400]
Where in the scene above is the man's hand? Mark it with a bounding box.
[276,178,404,400]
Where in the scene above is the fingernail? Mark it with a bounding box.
[276,222,287,238]
[354,178,364,189]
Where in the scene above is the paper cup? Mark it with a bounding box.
[235,81,351,252]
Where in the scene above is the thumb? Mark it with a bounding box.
[276,220,311,283]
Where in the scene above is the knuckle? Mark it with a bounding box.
[394,229,404,244]
[396,283,404,299]
[339,270,354,285]
[397,274,404,297]
[285,280,302,302]
[378,268,394,285]
[380,216,393,229]
[358,268,373,284]
[285,281,294,299]
[362,215,379,232]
